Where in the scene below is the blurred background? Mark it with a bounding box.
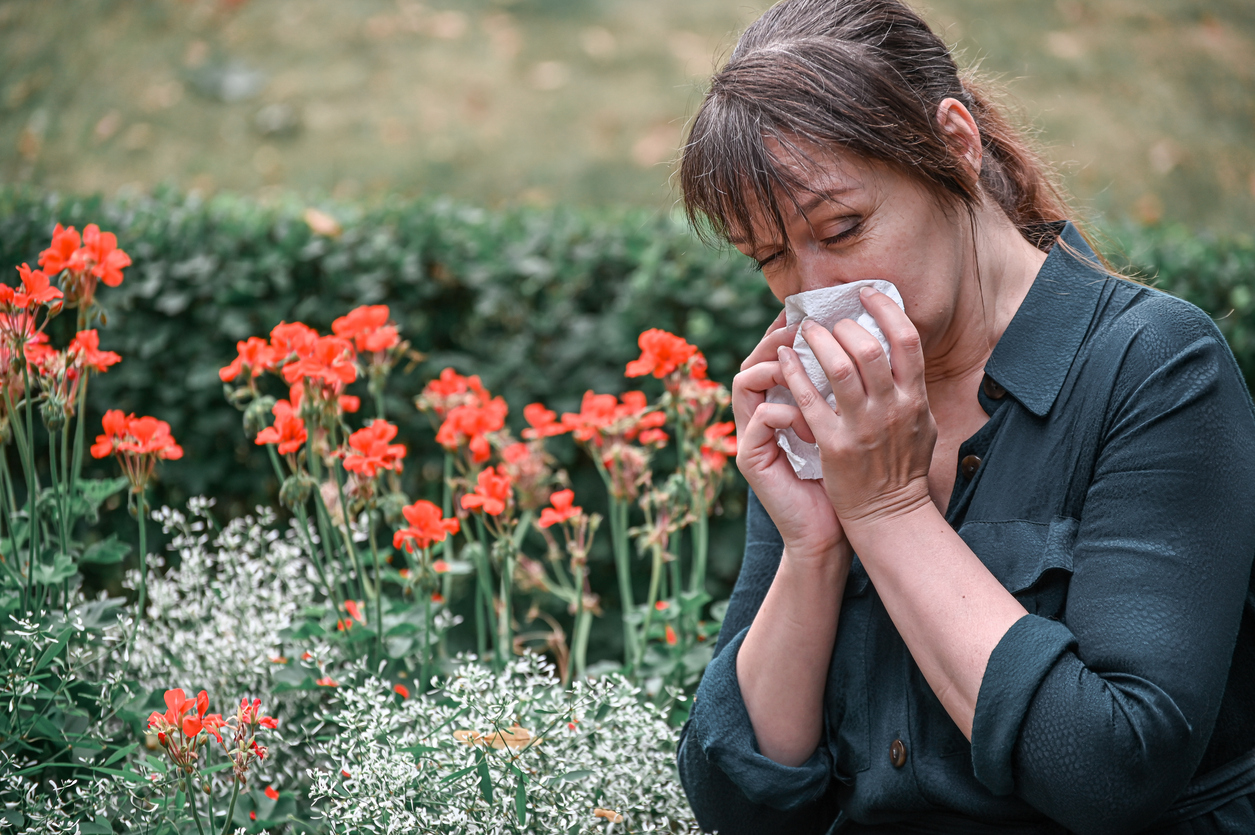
[2,0,1253,231]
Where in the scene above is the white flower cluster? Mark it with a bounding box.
[0,751,137,835]
[134,501,318,696]
[309,654,700,835]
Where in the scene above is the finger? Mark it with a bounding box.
[778,344,840,439]
[798,321,866,410]
[739,402,817,464]
[741,316,799,371]
[859,288,925,389]
[831,317,894,400]
[732,361,786,437]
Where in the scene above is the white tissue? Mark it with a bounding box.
[766,280,905,480]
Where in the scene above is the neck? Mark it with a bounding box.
[923,204,1048,392]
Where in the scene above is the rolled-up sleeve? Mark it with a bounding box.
[971,319,1255,834]
[683,626,833,809]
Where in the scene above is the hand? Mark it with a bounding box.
[733,311,846,562]
[778,288,936,530]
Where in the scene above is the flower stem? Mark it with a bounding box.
[218,779,241,835]
[184,777,208,835]
[572,563,590,680]
[688,509,709,597]
[609,497,636,665]
[632,540,665,677]
[437,454,453,659]
[367,514,385,662]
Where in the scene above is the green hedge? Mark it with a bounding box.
[0,188,1252,590]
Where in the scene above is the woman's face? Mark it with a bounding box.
[730,145,973,354]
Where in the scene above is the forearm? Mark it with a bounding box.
[845,503,1026,739]
[737,543,850,765]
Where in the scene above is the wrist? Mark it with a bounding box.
[781,540,851,580]
[841,494,940,551]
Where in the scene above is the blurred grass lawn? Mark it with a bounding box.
[1,0,1253,231]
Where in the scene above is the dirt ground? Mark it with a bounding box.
[1,0,1253,231]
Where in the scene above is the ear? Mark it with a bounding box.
[935,97,982,177]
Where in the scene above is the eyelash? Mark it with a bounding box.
[751,221,862,272]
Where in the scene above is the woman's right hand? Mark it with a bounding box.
[733,312,846,562]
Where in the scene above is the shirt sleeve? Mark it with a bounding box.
[677,490,835,818]
[971,309,1255,835]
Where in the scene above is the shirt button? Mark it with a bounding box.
[961,454,982,480]
[982,375,1007,400]
[890,739,907,768]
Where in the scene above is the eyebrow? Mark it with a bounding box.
[727,186,855,246]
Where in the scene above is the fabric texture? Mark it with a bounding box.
[678,222,1255,834]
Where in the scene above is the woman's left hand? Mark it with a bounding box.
[779,287,937,529]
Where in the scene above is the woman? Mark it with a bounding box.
[675,1,1255,833]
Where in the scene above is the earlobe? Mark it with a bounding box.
[936,98,982,177]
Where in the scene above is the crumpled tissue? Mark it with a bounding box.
[766,279,905,480]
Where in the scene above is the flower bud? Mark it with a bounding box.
[202,781,212,795]
[279,472,317,510]
[243,395,277,433]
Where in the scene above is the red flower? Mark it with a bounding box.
[665,624,678,646]
[460,466,513,516]
[37,224,81,275]
[67,330,121,372]
[561,390,664,446]
[13,264,63,309]
[344,599,366,625]
[436,394,507,464]
[342,420,406,478]
[220,336,277,382]
[432,559,450,573]
[393,683,410,699]
[393,500,460,552]
[250,811,257,821]
[332,305,400,354]
[269,321,319,362]
[265,785,280,800]
[316,676,338,687]
[81,224,131,287]
[338,394,360,414]
[655,600,670,611]
[416,367,472,416]
[91,411,182,492]
[281,334,357,389]
[255,399,307,454]
[700,421,738,472]
[538,489,581,529]
[625,329,698,378]
[521,402,569,439]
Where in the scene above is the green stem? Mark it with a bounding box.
[70,373,88,487]
[498,540,514,669]
[471,515,497,665]
[572,563,590,680]
[330,463,369,604]
[632,542,665,676]
[184,778,208,835]
[218,778,241,835]
[420,561,432,692]
[125,490,149,661]
[688,510,709,597]
[266,447,342,614]
[367,514,385,663]
[6,387,38,613]
[609,497,636,665]
[437,454,453,659]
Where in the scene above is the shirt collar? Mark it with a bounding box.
[984,221,1110,418]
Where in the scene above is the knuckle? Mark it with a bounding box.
[897,329,923,353]
[858,343,884,364]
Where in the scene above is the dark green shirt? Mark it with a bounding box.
[678,223,1255,834]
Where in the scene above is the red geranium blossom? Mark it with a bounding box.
[13,264,64,309]
[67,329,121,372]
[281,334,357,389]
[80,224,131,287]
[342,420,406,478]
[91,410,183,492]
[625,329,699,379]
[436,386,507,464]
[265,785,280,801]
[37,224,81,275]
[700,421,738,472]
[538,489,581,529]
[220,336,277,383]
[460,466,513,516]
[393,499,460,552]
[521,402,568,439]
[332,305,400,354]
[255,399,307,455]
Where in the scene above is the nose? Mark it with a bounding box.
[792,247,846,294]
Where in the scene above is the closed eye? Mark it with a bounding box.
[822,220,862,246]
[752,251,782,272]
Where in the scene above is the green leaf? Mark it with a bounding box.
[32,552,76,586]
[513,766,528,824]
[441,764,478,784]
[79,819,112,835]
[77,477,131,508]
[102,741,139,767]
[32,628,71,673]
[558,769,594,782]
[709,598,730,623]
[475,750,493,804]
[80,535,131,566]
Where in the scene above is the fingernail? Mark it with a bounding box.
[859,286,876,300]
[777,345,791,362]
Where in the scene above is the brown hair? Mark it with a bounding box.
[679,0,1071,252]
